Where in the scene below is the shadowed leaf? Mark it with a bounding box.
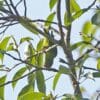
[36,71,46,93]
[12,67,27,88]
[49,0,57,10]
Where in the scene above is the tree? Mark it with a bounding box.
[0,0,100,99]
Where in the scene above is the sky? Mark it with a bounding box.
[0,0,100,100]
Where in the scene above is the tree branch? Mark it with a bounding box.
[57,0,64,40]
[64,0,82,98]
[27,44,58,60]
[23,0,27,17]
[0,67,58,87]
[76,41,100,63]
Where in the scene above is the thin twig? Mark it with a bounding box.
[4,0,13,14]
[10,62,23,71]
[9,0,19,16]
[16,0,23,7]
[27,44,58,60]
[31,19,66,29]
[76,41,100,63]
[83,66,100,72]
[45,75,54,81]
[0,67,58,87]
[0,22,18,28]
[23,0,27,17]
[74,0,97,18]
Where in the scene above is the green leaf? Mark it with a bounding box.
[82,21,93,34]
[97,58,100,70]
[53,72,61,90]
[29,47,37,66]
[62,94,77,100]
[72,9,83,20]
[19,17,39,34]
[45,12,56,27]
[70,0,80,13]
[71,41,90,50]
[36,71,46,93]
[28,73,35,90]
[64,0,81,25]
[91,11,100,26]
[20,37,33,44]
[0,76,6,100]
[0,36,11,61]
[37,53,45,67]
[93,72,100,78]
[18,85,33,99]
[12,67,27,88]
[37,38,49,67]
[59,66,71,75]
[0,0,4,9]
[37,38,49,51]
[64,12,72,26]
[81,21,96,42]
[72,8,91,21]
[49,0,57,10]
[18,92,46,100]
[0,36,11,50]
[7,43,14,51]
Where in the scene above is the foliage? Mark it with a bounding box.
[0,0,100,100]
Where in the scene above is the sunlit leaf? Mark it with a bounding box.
[0,76,6,100]
[97,58,100,70]
[53,72,61,90]
[7,43,14,51]
[59,66,71,75]
[0,36,11,61]
[70,0,80,14]
[37,38,49,51]
[45,12,56,27]
[18,85,33,99]
[36,71,46,93]
[81,21,96,42]
[72,9,83,20]
[18,92,46,100]
[7,36,18,51]
[82,21,93,34]
[12,67,27,88]
[64,12,72,26]
[71,41,90,50]
[49,0,57,10]
[20,37,33,44]
[28,47,37,66]
[64,0,80,26]
[24,43,37,69]
[37,53,45,67]
[37,38,49,67]
[72,7,94,21]
[0,36,11,50]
